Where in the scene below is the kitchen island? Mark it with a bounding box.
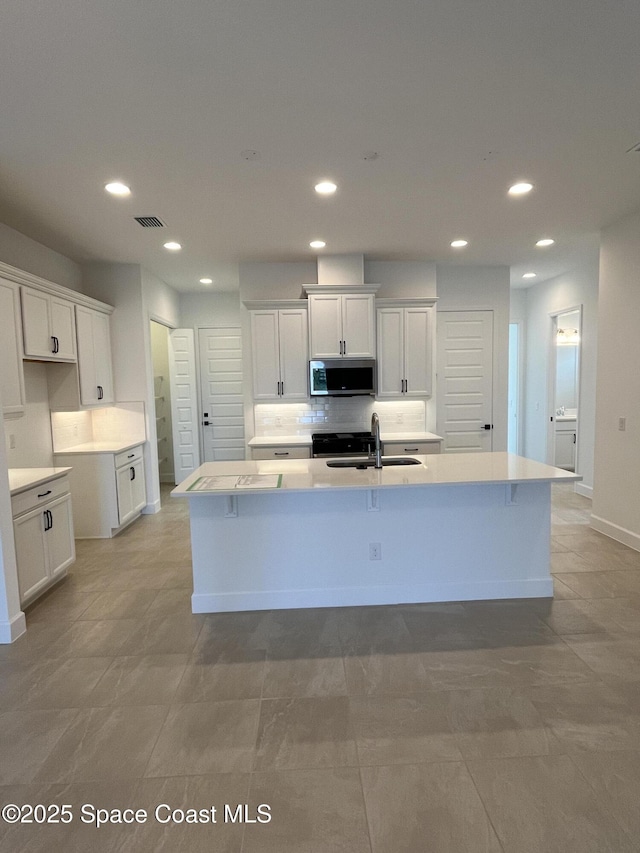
[172,453,580,613]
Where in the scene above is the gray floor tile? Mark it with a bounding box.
[176,653,266,702]
[76,589,159,620]
[562,632,640,681]
[254,696,358,770]
[34,705,169,783]
[350,692,462,765]
[570,749,640,838]
[145,699,261,776]
[467,754,636,852]
[0,709,78,785]
[262,655,347,698]
[88,654,188,705]
[361,762,502,853]
[244,768,371,853]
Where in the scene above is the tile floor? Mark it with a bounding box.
[1,484,640,851]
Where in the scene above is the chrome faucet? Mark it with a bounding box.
[371,411,382,469]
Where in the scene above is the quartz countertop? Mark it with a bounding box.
[8,467,73,496]
[173,452,580,497]
[53,440,145,455]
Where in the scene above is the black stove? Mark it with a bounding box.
[311,431,374,458]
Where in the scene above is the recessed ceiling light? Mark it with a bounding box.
[450,239,468,248]
[314,181,337,195]
[536,238,555,247]
[522,272,537,279]
[105,181,131,196]
[508,182,533,195]
[163,241,182,251]
[310,240,326,249]
[199,278,213,285]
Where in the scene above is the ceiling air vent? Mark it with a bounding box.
[134,216,165,227]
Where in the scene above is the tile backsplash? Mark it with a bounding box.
[254,398,427,436]
[51,402,146,450]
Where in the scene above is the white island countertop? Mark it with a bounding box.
[247,431,442,447]
[8,467,73,496]
[174,452,580,497]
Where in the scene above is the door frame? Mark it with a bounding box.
[546,305,582,469]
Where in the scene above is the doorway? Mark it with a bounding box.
[508,323,520,454]
[548,308,581,471]
[149,321,175,484]
[197,327,245,462]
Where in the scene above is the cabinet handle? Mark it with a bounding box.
[404,447,419,452]
[97,385,103,400]
[280,381,284,396]
[130,466,135,480]
[127,453,135,458]
[51,335,58,354]
[274,451,290,456]
[573,433,576,444]
[37,490,52,498]
[43,509,52,531]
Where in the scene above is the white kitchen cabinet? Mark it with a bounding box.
[554,421,577,470]
[53,444,146,537]
[250,445,311,460]
[377,302,435,397]
[249,305,308,400]
[0,277,26,415]
[12,474,75,606]
[75,305,114,405]
[21,286,77,361]
[307,292,376,358]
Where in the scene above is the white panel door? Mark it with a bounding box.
[169,328,201,482]
[198,327,245,462]
[436,311,493,453]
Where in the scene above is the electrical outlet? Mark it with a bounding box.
[396,412,404,424]
[9,434,16,450]
[618,417,626,432]
[369,542,382,561]
[275,416,282,427]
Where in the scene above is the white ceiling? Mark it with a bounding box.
[1,0,639,292]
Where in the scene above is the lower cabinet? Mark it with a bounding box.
[53,445,147,538]
[554,423,577,470]
[382,439,442,455]
[12,476,75,606]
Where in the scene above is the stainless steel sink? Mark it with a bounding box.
[326,457,421,468]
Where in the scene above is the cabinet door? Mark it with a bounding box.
[342,294,375,358]
[0,278,26,414]
[376,308,404,397]
[250,310,281,399]
[93,312,114,403]
[50,297,77,360]
[21,287,54,358]
[308,295,343,358]
[115,464,135,526]
[404,306,433,396]
[13,508,49,604]
[45,495,76,580]
[130,458,146,515]
[278,308,309,399]
[76,306,99,405]
[554,431,575,469]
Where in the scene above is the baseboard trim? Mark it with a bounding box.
[0,611,27,645]
[575,483,593,499]
[142,499,161,515]
[591,515,640,553]
[191,578,554,613]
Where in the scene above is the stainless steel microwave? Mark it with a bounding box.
[309,359,376,397]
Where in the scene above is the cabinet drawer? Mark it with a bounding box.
[114,445,143,469]
[382,440,442,455]
[251,446,311,460]
[12,475,70,518]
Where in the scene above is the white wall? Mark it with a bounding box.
[365,260,437,299]
[592,210,640,549]
[519,253,599,493]
[4,364,54,467]
[0,221,82,292]
[436,265,511,451]
[179,291,241,328]
[239,261,317,301]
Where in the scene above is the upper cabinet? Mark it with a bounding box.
[376,300,436,398]
[305,286,378,359]
[21,286,77,361]
[249,304,308,400]
[75,306,114,405]
[0,277,26,415]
